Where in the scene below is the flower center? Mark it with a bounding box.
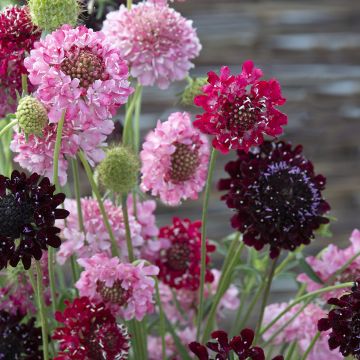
[222,95,266,132]
[166,243,190,271]
[169,143,199,182]
[253,162,321,231]
[0,194,33,239]
[61,48,108,88]
[96,280,132,307]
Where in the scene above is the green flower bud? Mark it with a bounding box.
[28,0,80,31]
[181,77,208,106]
[16,96,48,136]
[98,146,140,194]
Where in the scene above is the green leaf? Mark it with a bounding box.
[297,254,324,284]
[314,215,337,238]
[165,316,192,360]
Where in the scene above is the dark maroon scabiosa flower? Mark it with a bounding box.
[53,297,130,360]
[218,140,330,258]
[194,61,287,154]
[189,328,284,360]
[155,217,215,290]
[0,170,69,270]
[0,310,42,359]
[318,279,360,359]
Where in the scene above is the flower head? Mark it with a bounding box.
[318,279,360,359]
[102,2,201,89]
[53,296,130,360]
[218,140,330,258]
[189,329,283,360]
[0,310,42,360]
[141,112,209,206]
[194,62,287,153]
[75,253,159,321]
[0,170,69,270]
[155,217,215,290]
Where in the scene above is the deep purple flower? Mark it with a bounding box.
[218,140,330,258]
[0,170,69,270]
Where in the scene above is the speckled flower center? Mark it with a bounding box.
[222,95,266,132]
[0,194,33,239]
[61,48,107,88]
[253,162,321,231]
[166,243,190,271]
[96,280,132,306]
[169,143,199,182]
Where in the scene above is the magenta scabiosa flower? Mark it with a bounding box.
[0,170,69,270]
[140,112,209,206]
[194,62,287,153]
[155,217,215,290]
[75,253,159,321]
[102,2,201,89]
[53,296,130,360]
[218,140,330,258]
[318,279,360,359]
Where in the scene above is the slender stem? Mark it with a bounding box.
[275,246,304,276]
[121,194,135,262]
[286,341,298,360]
[260,282,353,336]
[134,86,142,153]
[53,112,65,189]
[196,148,218,341]
[254,258,278,343]
[21,74,28,95]
[78,151,120,257]
[71,158,85,232]
[0,119,17,139]
[36,262,50,360]
[300,332,320,360]
[123,85,141,148]
[48,249,57,314]
[127,0,132,9]
[155,279,166,360]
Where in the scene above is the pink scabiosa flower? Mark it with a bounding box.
[102,2,201,89]
[24,24,133,125]
[194,62,287,153]
[155,217,215,290]
[297,229,360,299]
[75,253,159,321]
[140,112,209,206]
[57,198,144,264]
[53,296,130,360]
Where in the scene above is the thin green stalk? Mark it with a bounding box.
[127,0,132,9]
[275,246,304,276]
[21,74,28,95]
[48,249,57,314]
[260,282,353,336]
[121,194,135,262]
[70,255,79,285]
[78,151,120,258]
[155,279,166,360]
[0,119,17,139]
[286,342,298,360]
[254,258,278,343]
[300,332,320,360]
[71,158,85,232]
[196,148,218,341]
[36,262,50,360]
[123,85,141,147]
[134,85,142,152]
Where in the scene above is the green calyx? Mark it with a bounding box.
[181,77,208,106]
[98,146,140,194]
[16,96,48,137]
[28,0,80,31]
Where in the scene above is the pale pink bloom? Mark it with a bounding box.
[57,198,144,264]
[102,2,201,89]
[76,253,159,321]
[140,112,209,206]
[297,229,360,299]
[24,25,133,125]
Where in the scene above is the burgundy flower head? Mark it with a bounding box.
[318,279,360,359]
[189,328,283,360]
[194,61,287,153]
[218,140,330,258]
[156,217,215,290]
[0,170,69,270]
[0,310,42,359]
[53,297,130,360]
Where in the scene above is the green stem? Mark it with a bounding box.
[21,74,28,95]
[127,0,132,9]
[71,158,85,232]
[134,86,142,153]
[121,194,135,262]
[260,282,353,336]
[123,85,141,148]
[254,258,278,343]
[155,279,166,360]
[286,342,298,360]
[300,332,320,360]
[78,151,120,258]
[36,262,50,360]
[48,249,57,314]
[53,112,65,189]
[0,119,17,139]
[196,148,218,341]
[275,246,304,276]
